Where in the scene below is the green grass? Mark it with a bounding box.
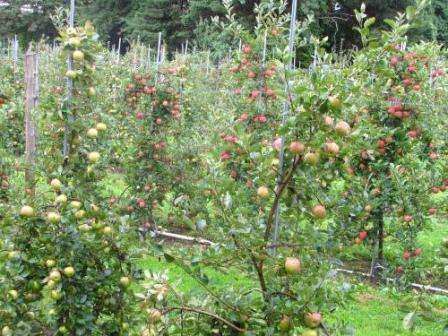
[138,256,253,293]
[327,288,447,335]
[138,256,446,335]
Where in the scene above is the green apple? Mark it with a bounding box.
[20,205,34,217]
[73,50,84,61]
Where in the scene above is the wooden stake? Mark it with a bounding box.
[24,49,39,196]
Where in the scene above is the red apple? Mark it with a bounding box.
[312,205,326,219]
[403,250,411,260]
[358,231,368,241]
[304,312,322,328]
[285,257,301,274]
[413,248,422,257]
[403,214,413,222]
[289,141,305,154]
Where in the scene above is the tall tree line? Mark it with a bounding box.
[0,0,446,51]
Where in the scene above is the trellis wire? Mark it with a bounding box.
[272,0,299,253]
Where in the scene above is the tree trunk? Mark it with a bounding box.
[370,211,384,284]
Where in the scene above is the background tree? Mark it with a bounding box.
[0,0,62,44]
[78,0,132,52]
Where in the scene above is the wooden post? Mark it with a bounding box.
[24,49,39,196]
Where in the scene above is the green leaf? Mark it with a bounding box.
[406,6,416,21]
[164,253,175,263]
[364,17,376,29]
[384,19,395,28]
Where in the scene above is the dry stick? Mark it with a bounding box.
[24,49,39,196]
[271,0,299,253]
[63,0,75,161]
[163,307,245,333]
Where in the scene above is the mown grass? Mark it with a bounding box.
[327,288,447,335]
[139,255,447,335]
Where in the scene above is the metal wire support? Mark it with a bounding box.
[272,0,299,254]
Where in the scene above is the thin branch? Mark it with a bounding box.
[163,306,246,333]
[231,235,268,301]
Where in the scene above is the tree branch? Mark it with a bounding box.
[163,306,246,333]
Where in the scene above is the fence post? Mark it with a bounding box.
[24,49,39,196]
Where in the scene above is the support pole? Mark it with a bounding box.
[155,32,162,84]
[146,45,151,71]
[117,37,122,63]
[13,35,18,76]
[63,0,75,161]
[272,0,299,253]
